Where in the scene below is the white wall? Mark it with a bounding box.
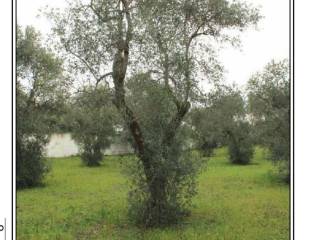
[44,133,133,158]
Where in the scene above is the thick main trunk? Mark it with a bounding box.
[112,43,153,185]
[147,172,168,226]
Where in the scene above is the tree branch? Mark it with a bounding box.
[64,44,99,81]
[121,0,133,45]
[90,0,121,22]
[95,72,113,87]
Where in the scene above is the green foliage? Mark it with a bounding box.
[16,25,67,188]
[247,59,290,182]
[16,85,49,189]
[70,86,118,166]
[199,141,218,157]
[189,106,220,157]
[126,150,203,227]
[135,0,261,103]
[125,74,205,227]
[16,135,49,188]
[226,121,254,164]
[189,84,253,164]
[17,148,289,239]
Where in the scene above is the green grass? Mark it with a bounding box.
[17,147,289,239]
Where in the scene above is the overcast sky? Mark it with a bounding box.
[17,0,290,87]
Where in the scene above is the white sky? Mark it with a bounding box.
[17,0,289,87]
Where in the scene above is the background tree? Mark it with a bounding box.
[69,86,118,166]
[47,0,260,227]
[16,25,68,188]
[190,85,254,164]
[188,107,221,157]
[225,121,254,165]
[247,59,290,182]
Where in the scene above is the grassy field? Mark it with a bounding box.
[17,147,289,240]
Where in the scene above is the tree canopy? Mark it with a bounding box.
[190,84,253,163]
[247,59,290,181]
[69,86,119,166]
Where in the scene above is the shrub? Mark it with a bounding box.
[199,140,218,157]
[126,142,204,227]
[79,138,106,166]
[16,135,49,188]
[125,75,206,227]
[70,86,118,166]
[226,122,254,165]
[277,160,290,183]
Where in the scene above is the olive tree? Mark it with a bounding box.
[46,0,260,226]
[188,106,222,157]
[16,25,67,188]
[247,59,290,182]
[225,121,254,165]
[70,86,118,166]
[190,85,254,164]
